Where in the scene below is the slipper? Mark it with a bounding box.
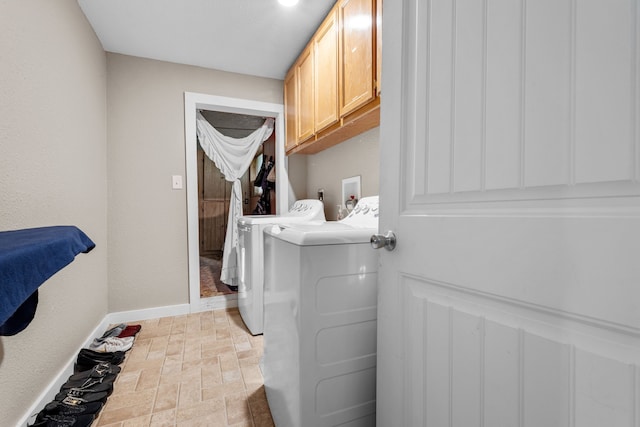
[75,349,125,372]
[30,413,95,427]
[78,348,126,362]
[36,401,103,420]
[68,363,121,381]
[55,389,110,404]
[61,375,116,391]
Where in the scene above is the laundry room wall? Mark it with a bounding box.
[286,153,308,203]
[0,1,108,425]
[305,127,380,220]
[107,53,284,313]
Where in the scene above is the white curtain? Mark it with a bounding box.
[196,111,274,285]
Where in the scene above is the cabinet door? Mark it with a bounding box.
[339,0,375,116]
[314,9,339,132]
[296,44,315,143]
[284,69,298,152]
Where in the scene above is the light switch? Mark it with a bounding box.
[172,175,183,190]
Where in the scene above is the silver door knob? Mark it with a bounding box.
[370,231,396,251]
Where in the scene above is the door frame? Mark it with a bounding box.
[184,92,287,312]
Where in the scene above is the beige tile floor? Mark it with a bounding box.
[93,308,275,426]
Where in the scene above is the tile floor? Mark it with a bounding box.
[93,308,275,426]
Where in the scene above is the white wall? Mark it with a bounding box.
[106,53,283,312]
[305,127,380,219]
[286,153,309,203]
[0,1,108,425]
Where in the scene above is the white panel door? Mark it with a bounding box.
[377,1,640,426]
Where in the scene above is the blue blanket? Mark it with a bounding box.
[0,226,95,334]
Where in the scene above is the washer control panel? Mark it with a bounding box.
[286,199,326,221]
[341,196,379,228]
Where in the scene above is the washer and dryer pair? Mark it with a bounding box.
[262,196,380,427]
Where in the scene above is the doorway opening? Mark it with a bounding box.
[184,92,287,313]
[197,110,277,299]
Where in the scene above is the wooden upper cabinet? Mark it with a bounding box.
[314,9,339,133]
[296,44,315,143]
[339,0,375,117]
[284,69,298,152]
[284,0,381,155]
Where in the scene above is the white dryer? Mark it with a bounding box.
[262,196,379,427]
[237,199,325,335]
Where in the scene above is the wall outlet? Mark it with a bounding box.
[172,175,183,190]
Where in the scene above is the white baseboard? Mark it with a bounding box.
[106,303,191,324]
[106,297,238,323]
[192,294,238,313]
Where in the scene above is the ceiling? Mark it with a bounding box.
[77,0,336,80]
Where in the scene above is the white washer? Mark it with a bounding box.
[262,196,379,427]
[237,199,325,335]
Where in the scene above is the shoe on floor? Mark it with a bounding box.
[60,375,115,392]
[99,323,126,339]
[89,336,133,352]
[74,351,125,373]
[30,413,95,427]
[77,348,126,363]
[117,324,141,338]
[68,362,121,381]
[92,331,131,347]
[36,401,103,421]
[55,388,110,404]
